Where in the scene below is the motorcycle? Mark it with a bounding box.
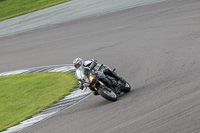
[77,61,131,101]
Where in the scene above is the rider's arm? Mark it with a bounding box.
[89,59,97,70]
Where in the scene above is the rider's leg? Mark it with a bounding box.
[103,69,125,82]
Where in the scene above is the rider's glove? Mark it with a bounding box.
[79,83,84,90]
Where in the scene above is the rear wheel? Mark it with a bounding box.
[98,85,118,101]
[121,81,131,93]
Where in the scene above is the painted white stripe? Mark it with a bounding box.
[0,70,28,76]
[49,66,75,72]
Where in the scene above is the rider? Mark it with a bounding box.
[73,58,124,93]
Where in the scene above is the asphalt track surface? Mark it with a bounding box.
[1,0,200,132]
[0,0,164,37]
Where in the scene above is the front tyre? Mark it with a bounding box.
[98,85,118,101]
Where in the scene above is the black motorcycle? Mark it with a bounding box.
[77,62,131,101]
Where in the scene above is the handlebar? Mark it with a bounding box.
[98,64,104,71]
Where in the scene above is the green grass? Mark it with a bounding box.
[0,72,78,132]
[0,0,70,21]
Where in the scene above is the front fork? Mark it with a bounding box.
[94,81,114,93]
[93,81,104,91]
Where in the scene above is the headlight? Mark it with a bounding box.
[89,74,96,83]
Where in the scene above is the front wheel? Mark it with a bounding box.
[98,85,118,101]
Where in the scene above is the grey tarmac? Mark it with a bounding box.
[0,0,200,132]
[0,0,164,37]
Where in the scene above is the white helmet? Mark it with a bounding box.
[73,58,83,69]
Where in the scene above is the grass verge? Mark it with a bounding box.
[0,72,78,132]
[0,0,70,21]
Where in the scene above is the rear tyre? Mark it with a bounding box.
[121,81,131,93]
[98,85,118,101]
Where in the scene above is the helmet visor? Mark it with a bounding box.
[75,64,81,69]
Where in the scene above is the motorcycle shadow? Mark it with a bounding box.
[94,88,134,103]
[117,89,134,99]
